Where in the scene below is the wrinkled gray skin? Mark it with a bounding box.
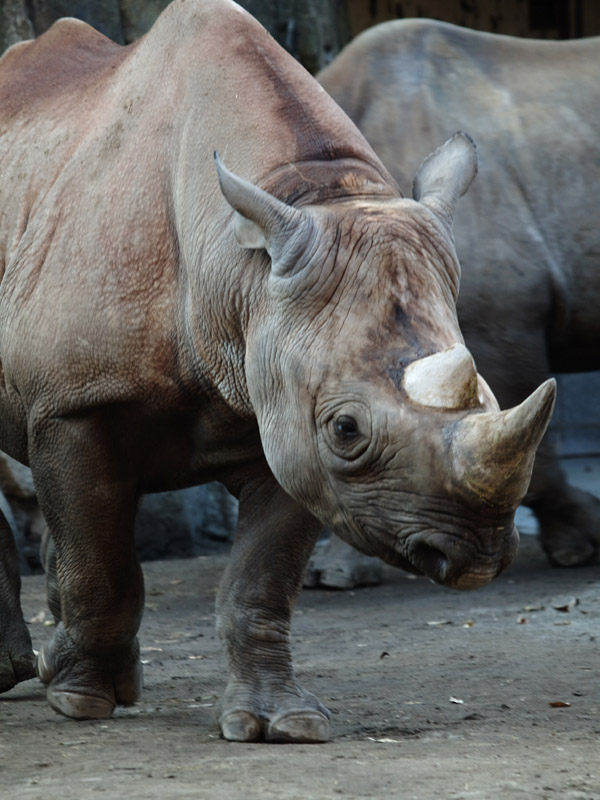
[313,19,600,587]
[0,0,555,742]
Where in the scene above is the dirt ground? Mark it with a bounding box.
[1,536,599,800]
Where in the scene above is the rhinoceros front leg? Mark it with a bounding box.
[29,415,144,719]
[216,473,328,743]
[0,506,36,692]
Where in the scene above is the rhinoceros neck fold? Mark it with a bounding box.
[260,159,402,208]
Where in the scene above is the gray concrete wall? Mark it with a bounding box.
[552,373,600,457]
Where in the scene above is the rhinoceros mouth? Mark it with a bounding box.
[339,508,518,590]
[403,525,518,590]
[449,569,501,590]
[367,538,498,589]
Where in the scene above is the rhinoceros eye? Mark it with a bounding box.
[334,415,360,440]
[322,403,371,462]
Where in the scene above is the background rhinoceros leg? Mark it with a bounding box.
[29,414,144,719]
[216,470,328,743]
[460,318,600,568]
[0,502,36,692]
[525,442,600,567]
[303,530,382,589]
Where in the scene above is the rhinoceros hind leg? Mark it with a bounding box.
[0,630,36,693]
[535,486,600,567]
[0,507,37,692]
[304,532,382,589]
[37,622,142,720]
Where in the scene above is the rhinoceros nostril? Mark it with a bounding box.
[410,541,449,583]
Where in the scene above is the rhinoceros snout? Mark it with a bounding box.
[407,525,518,591]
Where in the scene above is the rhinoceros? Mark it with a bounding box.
[312,18,600,587]
[0,0,554,742]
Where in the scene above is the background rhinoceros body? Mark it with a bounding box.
[0,1,554,741]
[318,19,600,571]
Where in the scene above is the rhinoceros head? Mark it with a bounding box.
[216,133,555,590]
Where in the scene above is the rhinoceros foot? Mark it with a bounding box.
[0,621,36,692]
[265,709,331,743]
[36,623,142,720]
[219,683,331,743]
[304,533,382,590]
[537,487,600,567]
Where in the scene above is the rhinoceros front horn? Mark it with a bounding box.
[451,378,556,509]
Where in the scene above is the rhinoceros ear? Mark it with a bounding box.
[412,132,477,230]
[214,152,310,260]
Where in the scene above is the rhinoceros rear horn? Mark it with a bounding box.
[214,153,311,263]
[451,378,556,509]
[412,132,478,230]
[403,344,480,409]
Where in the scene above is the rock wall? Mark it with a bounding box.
[1,451,238,574]
[0,0,351,72]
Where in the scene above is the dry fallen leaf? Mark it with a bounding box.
[517,616,528,624]
[552,596,579,613]
[549,701,571,708]
[367,737,400,744]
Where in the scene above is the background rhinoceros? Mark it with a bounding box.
[313,18,600,583]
